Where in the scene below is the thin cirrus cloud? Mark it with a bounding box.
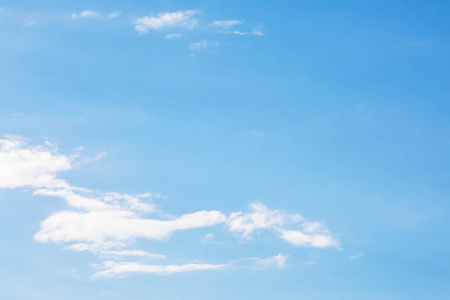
[71,10,120,19]
[71,10,100,18]
[232,30,264,36]
[92,261,225,279]
[254,253,287,268]
[212,20,242,27]
[0,136,339,278]
[66,243,167,259]
[190,40,220,50]
[165,33,182,39]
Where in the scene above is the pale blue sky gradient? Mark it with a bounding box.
[1,1,450,299]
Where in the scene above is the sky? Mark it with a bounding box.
[1,1,450,299]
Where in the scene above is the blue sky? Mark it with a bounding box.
[1,1,450,299]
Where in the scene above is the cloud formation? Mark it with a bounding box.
[92,261,224,279]
[228,202,339,249]
[254,253,287,268]
[0,136,339,278]
[212,20,242,27]
[189,40,219,50]
[0,136,71,189]
[71,11,100,18]
[35,209,226,244]
[134,10,198,33]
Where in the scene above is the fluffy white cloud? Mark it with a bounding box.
[0,137,71,189]
[134,10,198,33]
[92,261,225,279]
[0,136,339,278]
[279,229,339,248]
[227,202,339,249]
[227,202,301,238]
[35,209,226,244]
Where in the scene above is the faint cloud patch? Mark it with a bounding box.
[212,20,242,28]
[165,33,182,39]
[250,129,265,137]
[253,253,287,268]
[107,11,121,19]
[349,254,363,260]
[71,10,100,19]
[22,20,36,28]
[190,40,219,50]
[232,29,263,36]
[201,233,223,244]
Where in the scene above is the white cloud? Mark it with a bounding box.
[254,253,287,268]
[189,40,219,50]
[35,209,226,244]
[33,188,113,211]
[212,20,242,27]
[227,202,301,238]
[301,261,317,266]
[92,261,224,279]
[227,202,339,249]
[165,33,182,39]
[232,30,263,36]
[202,233,214,242]
[134,10,198,33]
[0,137,71,189]
[67,243,167,259]
[0,136,339,278]
[108,11,121,19]
[72,11,100,19]
[278,229,339,249]
[349,254,363,260]
[93,151,107,161]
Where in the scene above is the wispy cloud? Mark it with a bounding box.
[71,11,100,19]
[301,261,317,266]
[212,20,242,28]
[22,20,36,28]
[349,254,363,260]
[134,10,198,33]
[250,129,265,137]
[231,30,263,36]
[67,243,167,259]
[35,209,227,244]
[107,11,121,19]
[279,229,339,249]
[92,261,225,279]
[227,202,299,238]
[0,136,339,278]
[165,33,182,39]
[254,253,287,268]
[190,40,219,50]
[227,202,339,249]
